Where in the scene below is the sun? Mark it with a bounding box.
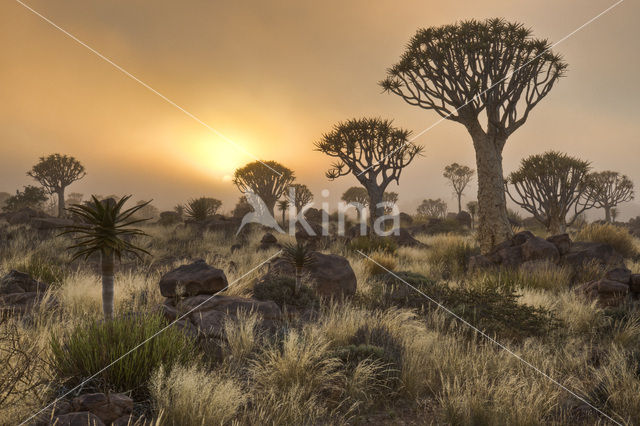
[190,136,249,179]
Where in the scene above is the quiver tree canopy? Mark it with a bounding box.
[233,161,295,215]
[28,153,86,217]
[586,171,634,222]
[381,18,567,252]
[315,118,422,225]
[506,151,594,234]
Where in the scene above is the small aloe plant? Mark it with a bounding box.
[61,195,151,320]
[282,242,315,295]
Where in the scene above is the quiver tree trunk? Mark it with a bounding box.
[604,206,612,223]
[57,189,65,218]
[457,193,462,214]
[101,251,115,320]
[366,186,384,231]
[473,132,513,253]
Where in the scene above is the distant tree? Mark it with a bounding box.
[506,151,595,234]
[2,186,48,212]
[27,154,86,217]
[135,200,160,220]
[610,208,619,223]
[382,19,566,252]
[341,187,399,219]
[443,163,474,213]
[231,196,253,219]
[316,118,422,227]
[277,199,290,225]
[66,192,84,206]
[466,201,478,229]
[417,198,447,219]
[287,184,313,212]
[62,196,150,320]
[0,192,9,210]
[184,197,222,221]
[586,171,634,223]
[173,204,185,218]
[382,191,399,214]
[233,161,295,215]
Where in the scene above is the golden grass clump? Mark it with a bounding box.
[574,223,637,258]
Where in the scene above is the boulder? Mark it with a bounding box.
[295,221,326,246]
[5,207,48,225]
[511,230,535,246]
[605,267,632,284]
[468,254,494,272]
[487,245,523,268]
[398,212,413,226]
[159,260,228,297]
[390,228,425,248]
[163,295,282,339]
[562,242,624,269]
[260,232,278,244]
[0,270,48,294]
[546,234,572,255]
[158,211,182,226]
[520,237,560,263]
[575,279,630,307]
[265,252,357,298]
[630,274,640,293]
[71,393,133,425]
[455,211,472,228]
[50,411,105,426]
[31,217,74,231]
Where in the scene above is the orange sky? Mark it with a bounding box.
[1,0,638,218]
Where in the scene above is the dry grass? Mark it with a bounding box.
[575,223,638,258]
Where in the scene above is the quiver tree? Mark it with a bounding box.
[277,199,290,225]
[233,161,295,215]
[27,154,86,217]
[341,186,370,219]
[184,197,222,221]
[586,171,634,222]
[62,196,151,320]
[417,198,447,219]
[381,19,567,252]
[506,151,595,234]
[443,163,474,213]
[287,184,314,212]
[315,118,422,227]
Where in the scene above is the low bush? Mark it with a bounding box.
[348,236,397,254]
[427,236,477,278]
[49,313,196,396]
[13,254,67,287]
[150,364,246,425]
[375,272,561,341]
[574,223,637,258]
[253,275,318,309]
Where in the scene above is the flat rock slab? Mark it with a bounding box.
[159,260,228,297]
[72,393,133,425]
[0,270,48,294]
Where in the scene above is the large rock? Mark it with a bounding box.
[31,217,74,231]
[575,279,630,307]
[0,270,48,294]
[391,228,425,248]
[265,252,357,298]
[630,274,640,293]
[487,245,523,268]
[50,411,105,426]
[547,234,572,255]
[71,393,133,424]
[562,242,624,269]
[521,236,560,263]
[455,211,472,228]
[5,207,48,225]
[163,295,281,339]
[258,232,281,251]
[159,260,228,298]
[605,267,632,284]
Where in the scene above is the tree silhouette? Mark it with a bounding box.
[62,196,150,320]
[382,19,566,252]
[316,118,422,226]
[586,171,634,223]
[27,154,86,217]
[2,186,48,212]
[443,163,474,213]
[184,197,222,221]
[233,161,295,215]
[383,191,399,214]
[417,198,447,219]
[506,151,595,234]
[277,199,290,225]
[231,196,252,219]
[287,184,313,212]
[466,201,478,229]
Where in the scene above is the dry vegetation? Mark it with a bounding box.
[1,223,640,425]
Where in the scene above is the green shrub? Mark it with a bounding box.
[253,275,318,309]
[50,313,196,396]
[427,236,477,277]
[13,255,67,287]
[575,223,637,258]
[469,263,572,292]
[375,272,561,341]
[348,236,397,254]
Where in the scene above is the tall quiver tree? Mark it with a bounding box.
[315,118,422,227]
[381,19,567,253]
[443,163,474,213]
[287,183,314,212]
[587,171,634,222]
[506,151,594,234]
[233,161,295,216]
[28,154,86,217]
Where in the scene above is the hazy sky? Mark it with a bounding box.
[1,0,638,218]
